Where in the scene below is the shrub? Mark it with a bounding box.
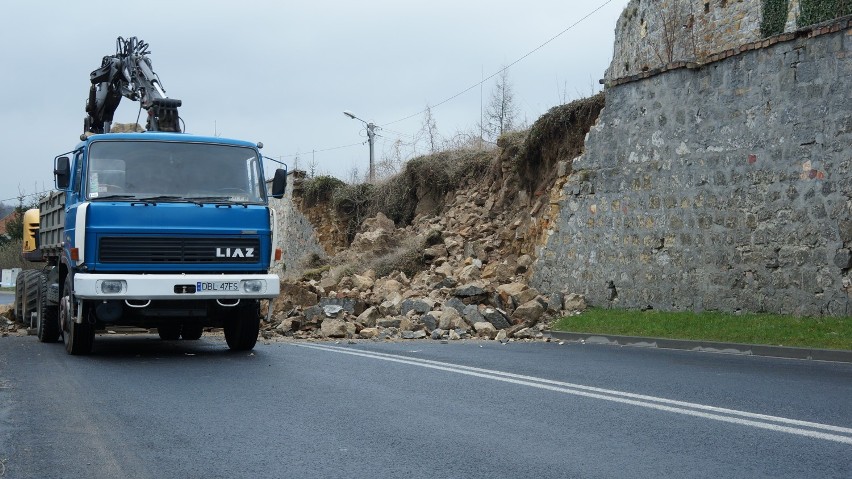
[369,149,492,226]
[799,0,852,27]
[517,92,605,193]
[761,0,790,37]
[301,175,345,207]
[332,182,375,243]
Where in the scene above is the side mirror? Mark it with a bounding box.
[54,156,71,189]
[271,168,287,199]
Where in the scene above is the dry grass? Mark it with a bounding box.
[369,236,427,278]
[369,148,493,227]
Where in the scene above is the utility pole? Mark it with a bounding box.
[365,122,375,182]
[343,110,377,182]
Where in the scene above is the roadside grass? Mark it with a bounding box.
[552,309,852,351]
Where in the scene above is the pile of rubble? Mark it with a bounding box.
[265,119,594,342]
[0,304,24,337]
[264,197,586,341]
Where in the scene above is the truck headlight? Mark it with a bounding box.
[241,280,265,293]
[99,280,127,294]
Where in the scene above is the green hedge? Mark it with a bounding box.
[761,0,790,37]
[301,175,345,207]
[799,0,852,27]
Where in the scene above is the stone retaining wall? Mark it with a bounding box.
[533,23,851,316]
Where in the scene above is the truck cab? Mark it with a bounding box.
[32,132,286,354]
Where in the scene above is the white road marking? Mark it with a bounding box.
[295,343,852,445]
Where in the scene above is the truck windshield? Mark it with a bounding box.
[86,141,265,203]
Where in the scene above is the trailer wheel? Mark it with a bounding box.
[13,271,26,321]
[224,300,260,351]
[181,323,203,340]
[61,274,94,355]
[36,273,60,343]
[14,270,36,323]
[23,271,40,326]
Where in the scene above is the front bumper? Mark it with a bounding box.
[73,273,280,300]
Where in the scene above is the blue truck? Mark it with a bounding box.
[14,37,286,354]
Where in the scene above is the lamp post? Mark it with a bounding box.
[343,110,376,182]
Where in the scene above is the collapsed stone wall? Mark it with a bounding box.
[533,22,852,316]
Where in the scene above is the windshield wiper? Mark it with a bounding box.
[91,194,137,201]
[188,196,259,207]
[188,196,231,202]
[136,195,188,203]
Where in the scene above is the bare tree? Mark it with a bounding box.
[347,165,362,185]
[377,138,407,179]
[483,68,519,141]
[420,104,440,154]
[652,1,695,65]
[443,127,490,151]
[308,153,321,178]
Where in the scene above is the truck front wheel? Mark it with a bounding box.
[61,275,94,355]
[223,300,260,351]
[181,323,204,340]
[157,323,181,340]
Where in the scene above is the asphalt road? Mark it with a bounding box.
[1,335,850,478]
[0,292,13,306]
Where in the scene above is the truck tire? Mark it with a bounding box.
[181,323,203,340]
[61,274,94,355]
[157,323,181,340]
[224,300,260,351]
[14,270,36,323]
[36,273,60,343]
[23,270,41,325]
[13,271,26,321]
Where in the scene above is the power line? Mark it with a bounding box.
[382,0,614,127]
[273,141,365,159]
[378,126,413,138]
[0,189,52,204]
[274,0,615,160]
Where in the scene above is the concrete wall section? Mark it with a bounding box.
[268,173,327,280]
[533,26,852,316]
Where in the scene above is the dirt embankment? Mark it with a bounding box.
[265,94,605,341]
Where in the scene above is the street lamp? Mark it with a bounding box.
[343,110,376,182]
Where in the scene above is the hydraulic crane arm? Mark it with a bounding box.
[84,36,182,134]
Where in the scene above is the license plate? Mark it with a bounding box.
[196,281,240,292]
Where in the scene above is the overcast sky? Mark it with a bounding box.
[0,0,628,204]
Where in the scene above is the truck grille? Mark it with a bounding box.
[98,237,260,264]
